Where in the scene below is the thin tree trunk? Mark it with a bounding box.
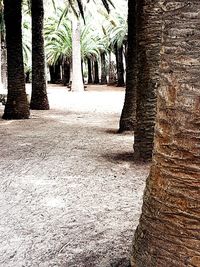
[1,44,7,90]
[2,0,29,119]
[62,59,70,86]
[49,65,56,84]
[132,1,200,266]
[30,0,49,110]
[116,45,125,87]
[108,51,116,85]
[100,52,107,85]
[94,59,99,84]
[119,0,137,132]
[133,0,162,161]
[87,57,93,84]
[71,17,84,92]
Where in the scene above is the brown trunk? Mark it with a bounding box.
[94,59,99,84]
[30,0,49,110]
[116,45,125,87]
[2,0,30,120]
[119,0,137,132]
[132,1,200,266]
[100,52,107,85]
[62,59,70,86]
[133,0,162,161]
[87,57,93,84]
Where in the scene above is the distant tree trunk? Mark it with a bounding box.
[133,0,162,161]
[108,51,116,85]
[94,59,99,84]
[1,44,7,90]
[119,0,137,132]
[2,0,30,119]
[62,59,70,86]
[116,45,125,87]
[87,57,93,84]
[49,65,56,84]
[100,52,107,85]
[25,71,31,83]
[131,1,200,265]
[71,17,84,92]
[30,0,49,110]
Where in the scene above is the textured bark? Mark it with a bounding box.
[87,58,93,84]
[71,17,84,92]
[94,60,99,84]
[62,60,70,86]
[119,0,137,132]
[2,0,30,119]
[30,0,49,110]
[132,1,200,266]
[100,52,107,85]
[116,45,125,87]
[133,0,162,161]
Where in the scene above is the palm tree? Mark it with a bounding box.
[30,0,49,110]
[131,1,200,265]
[119,0,137,132]
[133,0,162,161]
[2,0,30,119]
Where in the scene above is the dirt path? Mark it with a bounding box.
[0,85,149,267]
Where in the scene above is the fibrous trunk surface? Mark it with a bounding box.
[132,1,200,266]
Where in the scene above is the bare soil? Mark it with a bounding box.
[0,85,149,267]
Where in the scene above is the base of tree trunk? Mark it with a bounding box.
[2,110,30,120]
[118,119,135,133]
[30,102,50,110]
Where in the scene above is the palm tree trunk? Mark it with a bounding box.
[94,59,99,84]
[108,51,116,85]
[62,59,70,86]
[100,52,107,85]
[87,57,93,84]
[30,0,49,110]
[2,0,29,119]
[116,45,125,87]
[71,17,84,92]
[119,0,137,132]
[133,0,162,161]
[132,1,200,266]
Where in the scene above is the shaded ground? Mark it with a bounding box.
[0,85,149,267]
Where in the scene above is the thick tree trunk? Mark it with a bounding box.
[119,0,137,132]
[100,52,107,85]
[30,0,49,110]
[116,45,125,87]
[132,1,200,266]
[71,17,84,92]
[94,59,99,84]
[133,0,162,161]
[62,60,70,86]
[2,0,29,119]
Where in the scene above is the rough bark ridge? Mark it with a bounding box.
[119,0,137,132]
[2,0,30,119]
[101,52,107,85]
[132,1,200,266]
[30,0,49,110]
[133,0,162,161]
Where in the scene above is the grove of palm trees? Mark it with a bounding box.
[0,0,199,266]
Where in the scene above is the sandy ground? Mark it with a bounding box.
[0,85,149,267]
